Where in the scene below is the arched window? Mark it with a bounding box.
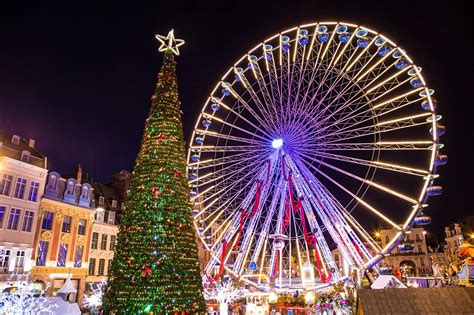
[66,180,75,195]
[79,183,92,207]
[47,172,60,190]
[81,186,89,199]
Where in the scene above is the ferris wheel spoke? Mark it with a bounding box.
[372,88,424,110]
[364,65,411,93]
[300,152,418,204]
[267,51,284,124]
[208,155,274,228]
[311,60,413,128]
[226,81,275,132]
[233,160,279,271]
[312,141,434,151]
[212,99,269,135]
[204,114,271,141]
[195,155,267,193]
[205,167,269,267]
[314,96,425,140]
[250,175,285,273]
[298,26,328,116]
[199,171,260,222]
[297,156,374,265]
[311,183,375,263]
[305,24,320,61]
[253,55,280,122]
[343,37,378,74]
[351,48,382,80]
[369,77,419,105]
[313,180,377,245]
[310,151,429,177]
[189,151,257,169]
[307,76,366,128]
[299,157,401,230]
[195,129,266,145]
[315,113,432,145]
[239,67,279,130]
[190,145,268,153]
[285,160,342,278]
[355,49,395,82]
[342,210,382,253]
[331,29,358,68]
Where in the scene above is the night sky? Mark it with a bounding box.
[0,1,472,236]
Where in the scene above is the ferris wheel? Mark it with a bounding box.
[187,21,446,290]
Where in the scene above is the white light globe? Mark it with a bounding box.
[272,138,283,149]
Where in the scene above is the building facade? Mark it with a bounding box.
[86,180,126,287]
[30,170,95,304]
[379,226,431,277]
[0,131,47,288]
[445,223,465,253]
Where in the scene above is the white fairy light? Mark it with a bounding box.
[83,279,107,311]
[203,280,244,315]
[0,273,57,314]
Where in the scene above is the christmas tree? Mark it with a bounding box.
[103,30,205,314]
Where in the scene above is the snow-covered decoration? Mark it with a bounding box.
[57,277,77,295]
[83,280,106,312]
[0,273,57,315]
[203,279,244,315]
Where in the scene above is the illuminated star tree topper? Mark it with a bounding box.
[155,29,185,55]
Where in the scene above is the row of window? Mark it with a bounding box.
[94,210,116,225]
[89,258,112,276]
[47,174,91,200]
[35,233,116,269]
[0,173,40,202]
[91,232,116,251]
[35,240,84,268]
[41,211,87,235]
[0,249,26,273]
[0,206,34,232]
[384,234,423,243]
[394,245,425,254]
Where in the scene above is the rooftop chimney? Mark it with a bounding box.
[76,164,83,184]
[28,139,35,148]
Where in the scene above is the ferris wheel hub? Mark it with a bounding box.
[272,138,284,149]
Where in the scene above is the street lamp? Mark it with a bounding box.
[268,291,278,304]
[374,231,381,240]
[304,291,315,305]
